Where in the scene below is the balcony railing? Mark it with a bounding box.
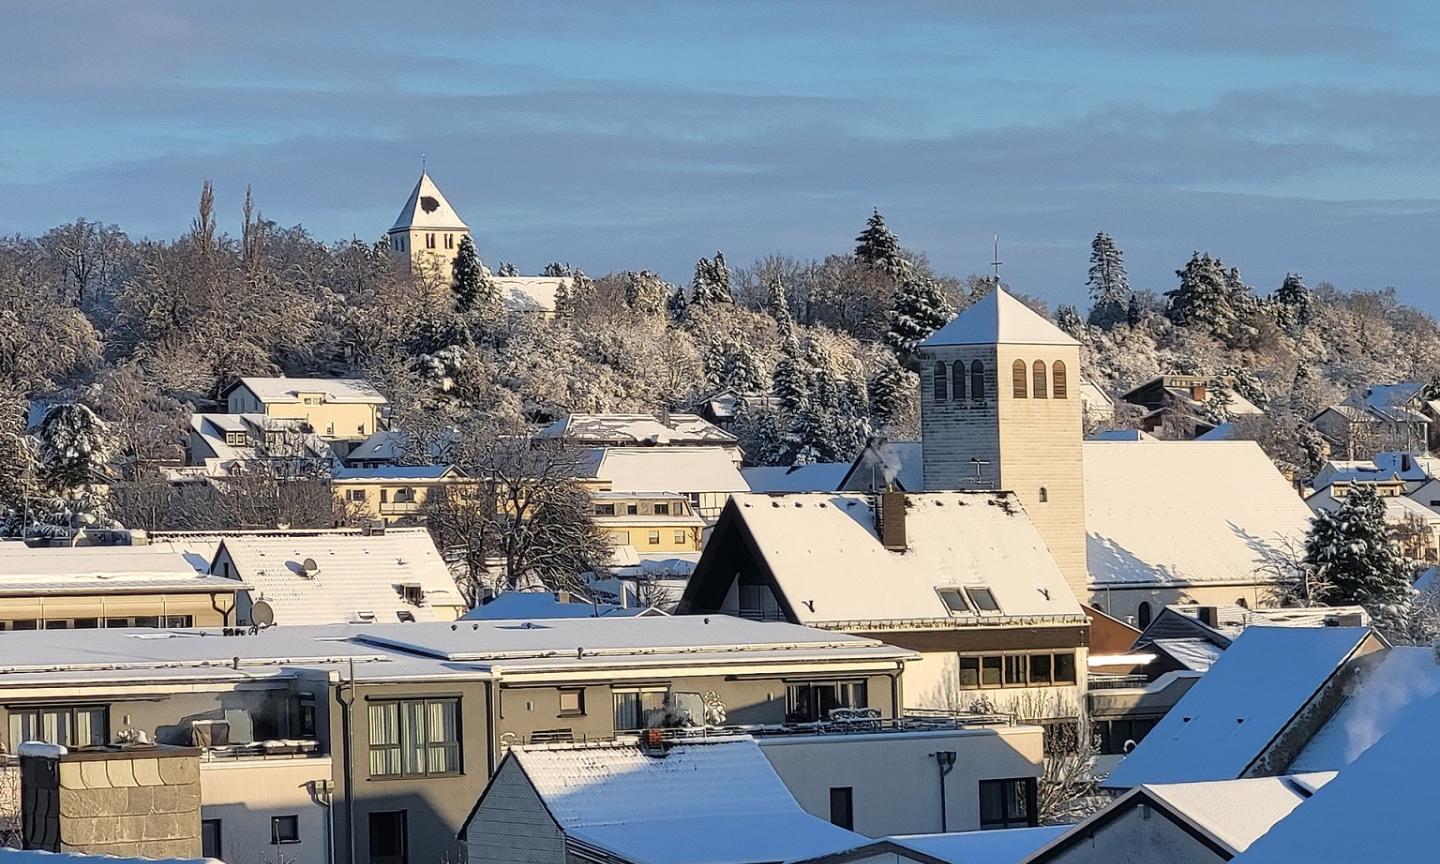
[379,501,421,515]
[1087,674,1152,691]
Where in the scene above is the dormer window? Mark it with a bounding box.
[224,432,247,446]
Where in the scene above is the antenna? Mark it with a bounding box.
[421,152,427,173]
[990,234,1003,283]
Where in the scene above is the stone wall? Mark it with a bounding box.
[22,747,202,857]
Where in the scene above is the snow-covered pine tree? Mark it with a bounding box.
[868,352,911,431]
[37,403,114,492]
[451,236,485,313]
[665,285,689,323]
[552,275,573,317]
[1165,252,1238,339]
[1273,272,1313,332]
[1055,304,1086,339]
[1125,294,1142,327]
[883,276,952,362]
[1304,484,1416,630]
[496,261,520,277]
[1215,364,1269,410]
[689,251,733,308]
[541,262,573,277]
[766,277,793,338]
[773,329,809,416]
[624,270,668,318]
[1085,232,1131,329]
[854,208,904,273]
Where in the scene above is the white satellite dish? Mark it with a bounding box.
[301,558,320,577]
[249,600,276,627]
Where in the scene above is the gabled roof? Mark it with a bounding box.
[491,738,863,864]
[494,275,570,313]
[840,439,924,492]
[1102,626,1375,789]
[920,288,1076,349]
[345,429,456,464]
[388,170,468,232]
[331,464,460,481]
[1028,774,1334,862]
[460,590,657,620]
[537,413,737,445]
[211,527,464,626]
[1287,645,1440,772]
[680,492,1084,627]
[741,462,849,493]
[1146,638,1224,672]
[0,546,243,597]
[1083,440,1315,587]
[796,827,1068,864]
[1228,691,1440,863]
[225,377,387,405]
[592,447,747,495]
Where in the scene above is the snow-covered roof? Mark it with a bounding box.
[1086,429,1155,441]
[1137,603,1370,645]
[1102,626,1374,789]
[593,447,747,495]
[1287,645,1440,772]
[1147,638,1224,672]
[537,413,737,446]
[212,528,464,626]
[1341,381,1426,422]
[388,170,468,232]
[0,850,220,864]
[188,412,336,468]
[345,429,456,464]
[741,462,849,493]
[494,275,570,313]
[920,288,1076,348]
[1306,486,1440,525]
[460,590,653,620]
[332,464,460,481]
[501,738,863,864]
[1228,690,1440,864]
[886,827,1068,864]
[1083,440,1315,587]
[691,492,1084,627]
[1195,421,1233,440]
[228,376,387,405]
[0,545,243,596]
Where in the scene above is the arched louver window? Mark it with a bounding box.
[1012,360,1028,399]
[1038,486,1049,503]
[1033,360,1048,399]
[1052,361,1068,399]
[951,361,967,401]
[1138,602,1154,629]
[933,362,948,402]
[971,360,985,402]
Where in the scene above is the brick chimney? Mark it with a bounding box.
[1189,381,1208,402]
[878,491,907,551]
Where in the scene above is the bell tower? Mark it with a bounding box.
[918,287,1089,602]
[387,170,471,285]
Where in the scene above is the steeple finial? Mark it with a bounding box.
[991,234,1003,283]
[421,152,427,174]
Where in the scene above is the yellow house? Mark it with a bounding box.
[590,492,705,554]
[387,170,470,286]
[0,545,244,630]
[222,377,388,440]
[331,465,473,526]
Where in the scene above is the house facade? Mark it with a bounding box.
[222,377,388,442]
[330,465,474,526]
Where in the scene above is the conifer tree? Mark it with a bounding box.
[665,286,689,323]
[868,352,911,431]
[1273,272,1313,332]
[1085,232,1131,329]
[774,330,809,416]
[552,275,573,317]
[1166,252,1238,339]
[451,236,486,313]
[1125,294,1142,327]
[766,277,793,338]
[883,276,952,362]
[37,403,114,492]
[689,251,733,307]
[1304,485,1415,630]
[855,208,904,272]
[1055,304,1085,339]
[496,261,519,277]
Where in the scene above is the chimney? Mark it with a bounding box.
[1190,381,1208,402]
[556,590,572,605]
[1197,606,1220,629]
[1402,454,1413,473]
[878,491,907,551]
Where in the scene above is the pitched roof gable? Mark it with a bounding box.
[920,288,1076,348]
[389,170,468,232]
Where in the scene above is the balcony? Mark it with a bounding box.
[379,501,421,515]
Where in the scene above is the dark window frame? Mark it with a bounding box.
[271,814,301,844]
[829,786,855,830]
[367,698,462,780]
[979,778,1037,830]
[558,688,587,717]
[933,361,949,402]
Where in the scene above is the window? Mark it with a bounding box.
[271,814,300,844]
[367,699,461,778]
[971,360,985,401]
[1053,652,1077,684]
[1003,655,1028,686]
[738,583,783,621]
[958,656,980,688]
[647,530,661,545]
[1029,654,1052,685]
[73,618,98,629]
[299,694,317,738]
[613,687,669,730]
[368,812,408,864]
[673,530,687,544]
[626,504,639,515]
[1098,717,1159,755]
[933,362,948,401]
[135,616,160,628]
[979,778,1037,829]
[426,233,436,249]
[608,530,631,545]
[164,615,192,628]
[1032,360,1047,398]
[369,811,408,864]
[1038,486,1048,503]
[379,489,389,504]
[652,502,670,516]
[202,819,223,859]
[9,706,107,747]
[965,587,1000,613]
[302,395,322,405]
[951,361,967,400]
[829,787,855,830]
[11,619,37,631]
[786,680,867,722]
[326,423,335,436]
[559,689,586,716]
[594,503,616,516]
[1052,361,1068,399]
[937,587,970,614]
[1012,360,1028,398]
[980,656,1002,687]
[347,489,367,502]
[225,431,246,446]
[1137,601,1153,629]
[44,620,69,630]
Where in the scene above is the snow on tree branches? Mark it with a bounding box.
[1086,232,1131,329]
[451,235,493,313]
[689,251,734,308]
[854,208,905,275]
[884,276,952,362]
[1304,484,1416,631]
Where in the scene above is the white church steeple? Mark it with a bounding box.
[387,170,471,284]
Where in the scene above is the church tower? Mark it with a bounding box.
[918,287,1088,602]
[387,170,471,286]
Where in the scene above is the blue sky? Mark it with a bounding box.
[4,1,1440,311]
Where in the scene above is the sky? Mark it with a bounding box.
[4,1,1440,312]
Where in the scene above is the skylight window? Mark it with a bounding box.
[966,588,1001,613]
[936,588,971,615]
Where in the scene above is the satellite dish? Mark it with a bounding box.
[249,600,275,627]
[301,558,320,577]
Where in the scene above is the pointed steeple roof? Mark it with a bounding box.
[389,171,469,233]
[920,287,1077,348]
